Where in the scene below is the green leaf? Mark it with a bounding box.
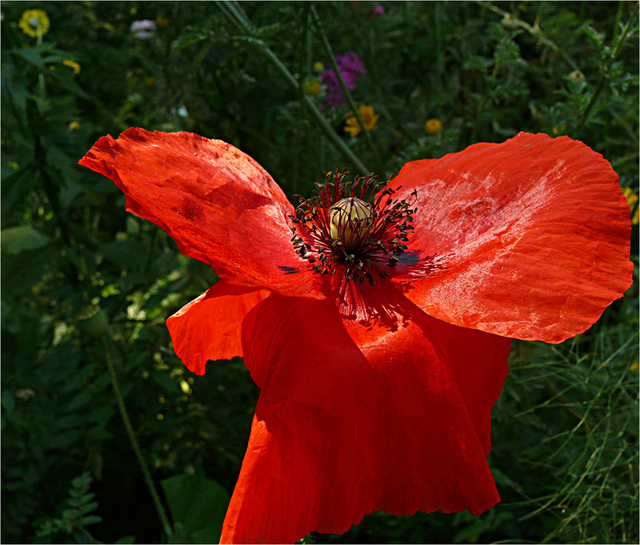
[453,520,490,543]
[71,472,90,489]
[11,43,72,71]
[1,390,16,412]
[1,61,31,140]
[99,240,149,270]
[1,163,39,226]
[1,225,50,254]
[1,242,64,295]
[161,474,230,544]
[12,47,47,70]
[79,515,102,526]
[45,430,81,450]
[490,466,513,487]
[78,501,99,515]
[170,29,207,53]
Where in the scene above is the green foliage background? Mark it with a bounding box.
[2,1,638,543]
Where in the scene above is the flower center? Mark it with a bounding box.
[329,197,374,253]
[290,169,417,285]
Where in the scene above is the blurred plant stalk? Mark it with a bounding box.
[309,6,384,174]
[574,1,638,135]
[104,335,173,540]
[218,0,371,176]
[80,313,174,541]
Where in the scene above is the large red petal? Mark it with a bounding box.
[390,133,633,343]
[79,128,321,298]
[166,281,270,375]
[221,284,511,544]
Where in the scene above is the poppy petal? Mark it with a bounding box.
[79,128,321,299]
[166,281,270,375]
[221,285,511,543]
[390,133,633,343]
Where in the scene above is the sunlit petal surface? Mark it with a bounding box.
[389,133,633,342]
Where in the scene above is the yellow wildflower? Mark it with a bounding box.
[425,118,442,134]
[68,121,81,131]
[63,60,81,74]
[18,9,50,38]
[345,105,379,138]
[313,61,325,73]
[622,187,639,225]
[303,79,321,96]
[568,70,585,83]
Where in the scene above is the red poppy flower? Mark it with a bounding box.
[79,129,633,544]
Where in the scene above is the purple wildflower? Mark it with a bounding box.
[130,19,156,39]
[373,3,385,17]
[320,51,367,108]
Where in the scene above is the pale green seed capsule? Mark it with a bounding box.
[77,305,109,339]
[329,197,374,252]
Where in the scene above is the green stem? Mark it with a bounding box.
[477,1,580,72]
[433,2,444,99]
[310,6,384,174]
[611,0,626,45]
[261,44,370,175]
[36,31,46,104]
[102,338,173,540]
[223,0,252,31]
[542,377,593,435]
[574,77,607,136]
[218,1,371,176]
[575,3,637,135]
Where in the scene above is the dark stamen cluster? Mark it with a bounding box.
[289,168,417,286]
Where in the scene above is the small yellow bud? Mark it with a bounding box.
[568,70,585,82]
[303,79,321,96]
[425,118,442,134]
